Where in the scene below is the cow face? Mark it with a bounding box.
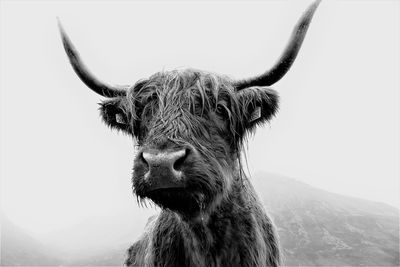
[99,69,278,218]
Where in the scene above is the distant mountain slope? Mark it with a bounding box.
[1,215,60,266]
[251,172,399,266]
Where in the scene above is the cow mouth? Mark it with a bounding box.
[145,187,202,216]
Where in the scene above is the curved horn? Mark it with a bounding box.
[57,19,129,97]
[234,0,321,90]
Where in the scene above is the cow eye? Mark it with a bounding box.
[216,105,223,115]
[216,103,229,118]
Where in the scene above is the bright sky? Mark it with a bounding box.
[1,1,399,237]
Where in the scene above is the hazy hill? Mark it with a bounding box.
[0,215,60,266]
[252,172,399,266]
[1,173,399,266]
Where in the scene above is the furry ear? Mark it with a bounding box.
[99,98,132,134]
[237,87,279,132]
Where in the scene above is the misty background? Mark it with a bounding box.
[1,0,399,266]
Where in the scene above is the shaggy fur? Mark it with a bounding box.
[99,69,281,267]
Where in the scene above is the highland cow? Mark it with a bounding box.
[58,1,320,266]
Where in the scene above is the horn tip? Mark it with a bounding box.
[56,18,78,60]
[56,17,66,37]
[309,0,322,14]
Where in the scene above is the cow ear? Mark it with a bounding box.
[99,98,133,134]
[237,87,279,131]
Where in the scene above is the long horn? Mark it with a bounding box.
[57,19,129,97]
[234,0,321,90]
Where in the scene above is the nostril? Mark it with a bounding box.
[173,148,189,171]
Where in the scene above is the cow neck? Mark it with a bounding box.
[155,177,255,266]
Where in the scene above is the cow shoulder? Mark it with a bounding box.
[125,215,158,267]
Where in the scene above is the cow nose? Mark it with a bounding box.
[141,148,189,187]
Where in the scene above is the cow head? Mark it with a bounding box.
[59,1,320,220]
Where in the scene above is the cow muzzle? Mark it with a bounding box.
[138,147,190,192]
[133,144,211,217]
